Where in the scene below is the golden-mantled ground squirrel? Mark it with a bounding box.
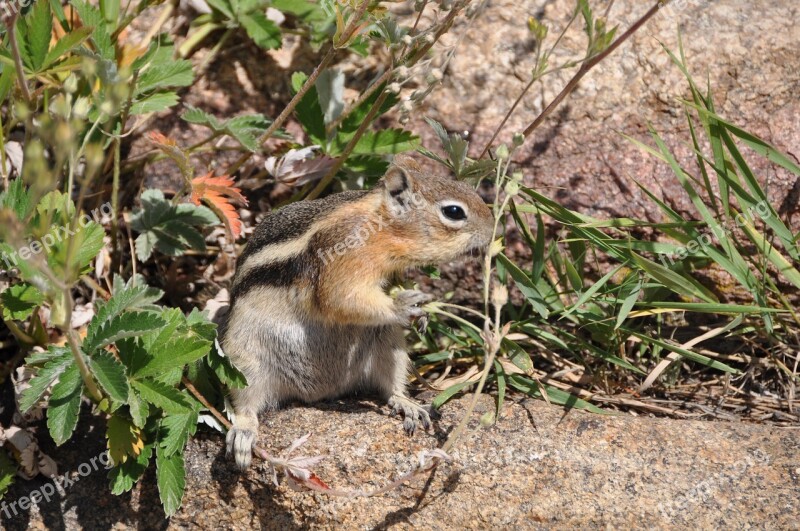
[222,155,493,469]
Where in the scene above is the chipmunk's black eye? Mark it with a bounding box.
[441,205,467,221]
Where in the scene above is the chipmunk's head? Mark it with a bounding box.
[379,154,494,265]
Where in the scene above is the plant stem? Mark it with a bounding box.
[325,67,393,134]
[519,1,665,140]
[481,1,666,158]
[306,90,390,200]
[182,376,231,429]
[7,14,32,103]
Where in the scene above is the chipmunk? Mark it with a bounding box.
[221,154,493,469]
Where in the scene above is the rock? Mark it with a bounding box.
[415,0,800,224]
[3,396,798,528]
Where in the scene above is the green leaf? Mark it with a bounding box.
[71,0,115,60]
[134,333,212,378]
[27,0,52,71]
[432,380,476,409]
[71,221,105,273]
[350,129,419,156]
[131,379,192,414]
[156,449,186,517]
[0,178,32,220]
[109,442,152,495]
[127,386,150,428]
[130,190,218,261]
[291,72,326,145]
[181,105,223,129]
[207,343,248,388]
[205,0,235,19]
[42,27,92,70]
[225,114,270,152]
[624,329,739,373]
[239,12,282,49]
[106,414,143,465]
[47,364,84,445]
[1,282,44,320]
[159,411,198,457]
[496,254,550,319]
[615,276,642,329]
[89,352,130,403]
[129,92,180,115]
[0,65,17,106]
[18,347,73,412]
[508,375,607,414]
[84,311,166,354]
[135,61,194,95]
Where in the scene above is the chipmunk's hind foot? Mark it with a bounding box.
[388,395,433,435]
[226,419,257,470]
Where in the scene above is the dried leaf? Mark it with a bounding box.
[264,146,337,187]
[190,173,248,239]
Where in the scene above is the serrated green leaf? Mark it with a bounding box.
[0,178,32,220]
[135,334,212,378]
[71,0,115,60]
[106,414,145,465]
[27,0,52,71]
[131,379,192,414]
[180,105,223,129]
[84,311,166,354]
[129,91,180,115]
[159,411,198,457]
[135,60,194,95]
[1,282,44,321]
[205,0,235,19]
[109,442,152,495]
[156,449,186,517]
[207,343,248,388]
[225,114,270,152]
[47,364,84,445]
[127,386,150,428]
[239,11,282,49]
[19,348,73,412]
[131,190,217,261]
[89,352,130,402]
[42,27,92,70]
[71,221,105,273]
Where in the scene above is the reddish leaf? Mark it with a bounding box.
[190,173,248,239]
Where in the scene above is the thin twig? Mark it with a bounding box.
[481,1,666,158]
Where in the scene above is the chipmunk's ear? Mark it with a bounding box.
[383,164,416,210]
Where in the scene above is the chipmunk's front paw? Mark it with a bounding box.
[226,427,255,470]
[393,290,433,326]
[388,395,433,435]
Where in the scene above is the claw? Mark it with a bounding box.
[226,428,255,470]
[388,395,433,435]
